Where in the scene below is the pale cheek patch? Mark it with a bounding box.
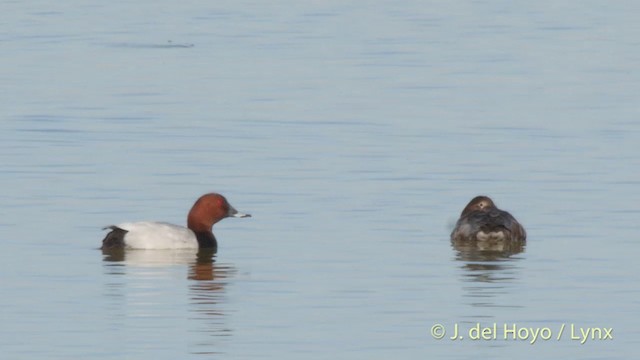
[476,230,506,242]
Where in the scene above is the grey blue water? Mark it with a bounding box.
[2,1,639,359]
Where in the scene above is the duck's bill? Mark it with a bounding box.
[228,206,251,218]
[233,212,251,218]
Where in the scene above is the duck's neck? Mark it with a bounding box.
[194,231,217,250]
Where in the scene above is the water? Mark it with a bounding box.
[1,1,639,359]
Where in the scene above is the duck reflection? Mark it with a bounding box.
[452,237,525,263]
[187,249,236,353]
[101,248,236,355]
[452,239,526,309]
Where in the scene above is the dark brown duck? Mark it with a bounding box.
[451,195,526,243]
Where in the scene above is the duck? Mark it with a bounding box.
[101,193,250,250]
[451,195,526,243]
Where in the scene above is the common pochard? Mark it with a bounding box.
[101,193,250,250]
[451,195,526,243]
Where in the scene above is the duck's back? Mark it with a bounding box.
[103,221,198,249]
[452,209,526,243]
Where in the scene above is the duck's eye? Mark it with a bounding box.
[215,198,227,210]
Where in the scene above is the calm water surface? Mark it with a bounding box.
[1,1,639,359]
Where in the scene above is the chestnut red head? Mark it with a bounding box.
[187,193,251,233]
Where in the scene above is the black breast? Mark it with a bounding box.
[195,231,217,250]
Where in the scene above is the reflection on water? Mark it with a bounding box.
[452,239,526,262]
[102,249,235,356]
[102,248,209,266]
[188,250,236,355]
[452,239,526,311]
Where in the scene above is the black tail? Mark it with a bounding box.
[101,226,128,249]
